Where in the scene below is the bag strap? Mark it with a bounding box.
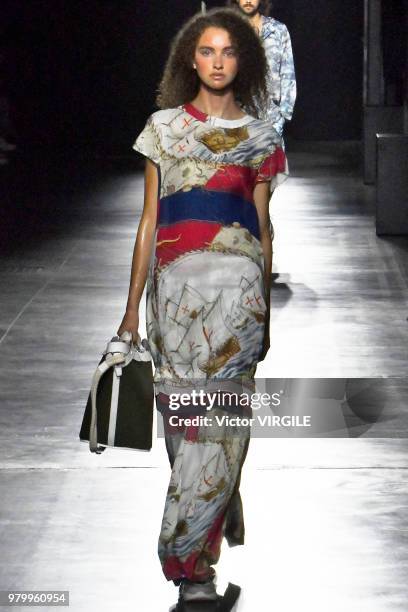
[89,352,126,453]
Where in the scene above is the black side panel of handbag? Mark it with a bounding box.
[79,357,154,451]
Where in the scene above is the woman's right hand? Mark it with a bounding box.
[117,308,139,344]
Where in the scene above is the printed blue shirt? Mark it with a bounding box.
[259,16,297,135]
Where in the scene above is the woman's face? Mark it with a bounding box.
[193,27,239,92]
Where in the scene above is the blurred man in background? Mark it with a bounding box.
[227,0,296,136]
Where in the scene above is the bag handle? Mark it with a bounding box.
[89,352,126,454]
[121,330,151,354]
[120,330,142,349]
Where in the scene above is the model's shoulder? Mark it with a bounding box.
[146,108,183,127]
[249,114,279,134]
[248,116,283,146]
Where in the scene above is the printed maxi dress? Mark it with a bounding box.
[133,103,288,584]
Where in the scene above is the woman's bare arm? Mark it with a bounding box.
[253,180,274,360]
[117,159,158,340]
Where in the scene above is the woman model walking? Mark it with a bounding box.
[117,8,288,610]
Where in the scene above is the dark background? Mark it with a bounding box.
[1,0,365,155]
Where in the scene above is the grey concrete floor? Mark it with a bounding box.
[0,144,408,612]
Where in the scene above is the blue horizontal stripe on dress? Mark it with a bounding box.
[158,188,260,240]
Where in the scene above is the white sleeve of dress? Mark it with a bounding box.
[132,114,162,164]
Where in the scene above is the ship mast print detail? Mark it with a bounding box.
[164,283,240,377]
[226,274,266,330]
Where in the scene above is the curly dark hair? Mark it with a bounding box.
[155,8,269,118]
[226,0,273,17]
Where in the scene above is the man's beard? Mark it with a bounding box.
[238,3,259,18]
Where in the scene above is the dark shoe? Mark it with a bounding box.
[218,583,241,611]
[180,577,218,603]
[171,601,218,612]
[170,582,241,612]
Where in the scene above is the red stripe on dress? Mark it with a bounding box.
[156,221,222,266]
[205,165,258,203]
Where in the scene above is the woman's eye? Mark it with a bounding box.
[224,49,237,57]
[200,49,212,56]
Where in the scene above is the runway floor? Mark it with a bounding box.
[1,143,408,611]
